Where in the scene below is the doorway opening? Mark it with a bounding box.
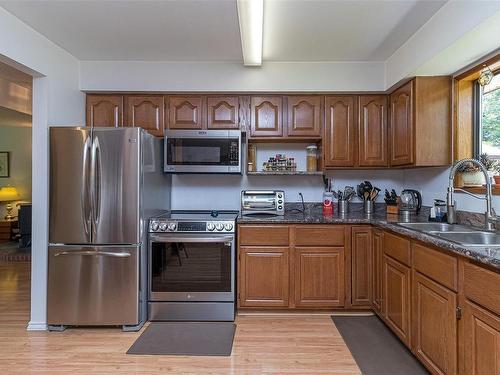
[0,60,32,326]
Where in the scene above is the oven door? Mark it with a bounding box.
[164,130,241,173]
[149,233,235,302]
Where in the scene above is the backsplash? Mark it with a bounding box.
[457,210,498,230]
[170,170,406,210]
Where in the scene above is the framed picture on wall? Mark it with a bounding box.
[0,152,10,177]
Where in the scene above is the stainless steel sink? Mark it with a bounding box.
[397,222,476,232]
[429,231,500,247]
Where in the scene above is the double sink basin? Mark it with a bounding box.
[397,222,500,247]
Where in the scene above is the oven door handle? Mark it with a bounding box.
[150,235,234,243]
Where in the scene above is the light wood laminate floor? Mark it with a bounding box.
[0,261,360,374]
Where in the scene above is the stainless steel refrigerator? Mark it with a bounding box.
[47,127,170,331]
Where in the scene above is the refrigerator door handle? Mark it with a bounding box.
[54,250,131,258]
[91,135,102,235]
[82,135,92,241]
[95,136,102,225]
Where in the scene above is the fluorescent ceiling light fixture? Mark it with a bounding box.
[237,0,264,66]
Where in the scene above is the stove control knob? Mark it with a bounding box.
[159,223,167,232]
[167,223,177,231]
[215,223,224,231]
[207,222,215,231]
[224,223,233,231]
[151,221,159,231]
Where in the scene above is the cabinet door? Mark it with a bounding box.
[124,95,164,136]
[294,247,345,308]
[324,96,356,167]
[86,95,123,127]
[239,247,289,308]
[462,300,500,375]
[286,96,322,137]
[372,230,383,314]
[412,271,457,375]
[358,95,388,167]
[390,81,414,166]
[250,96,283,137]
[168,96,204,129]
[207,96,239,129]
[383,255,411,346]
[351,227,372,306]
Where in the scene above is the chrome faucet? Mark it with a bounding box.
[447,158,497,231]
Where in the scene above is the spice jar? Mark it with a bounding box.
[306,145,318,172]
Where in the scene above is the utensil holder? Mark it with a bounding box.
[364,200,374,214]
[338,200,349,214]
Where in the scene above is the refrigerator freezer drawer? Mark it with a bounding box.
[47,245,140,326]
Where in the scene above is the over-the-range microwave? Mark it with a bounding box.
[164,130,242,174]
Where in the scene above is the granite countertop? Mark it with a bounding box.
[237,203,500,270]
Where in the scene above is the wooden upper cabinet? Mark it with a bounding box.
[389,77,451,167]
[351,227,372,307]
[390,81,414,166]
[207,96,239,129]
[238,247,289,308]
[86,95,123,128]
[250,96,283,137]
[412,271,457,375]
[168,96,204,129]
[294,247,345,308]
[358,95,388,167]
[324,96,356,167]
[286,96,322,137]
[124,95,164,136]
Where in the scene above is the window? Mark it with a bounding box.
[475,71,500,159]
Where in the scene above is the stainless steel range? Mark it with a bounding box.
[148,210,238,321]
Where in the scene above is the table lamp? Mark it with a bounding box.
[0,186,19,220]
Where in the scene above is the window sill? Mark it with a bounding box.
[455,185,500,195]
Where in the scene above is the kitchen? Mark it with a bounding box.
[0,1,499,374]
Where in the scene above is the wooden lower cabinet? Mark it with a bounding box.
[372,229,383,314]
[294,247,344,308]
[351,227,372,306]
[412,271,457,375]
[238,247,289,308]
[462,300,500,375]
[383,254,411,346]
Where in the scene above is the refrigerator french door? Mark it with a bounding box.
[49,127,140,245]
[48,127,147,330]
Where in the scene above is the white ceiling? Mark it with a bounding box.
[0,0,447,62]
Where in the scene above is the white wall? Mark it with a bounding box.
[79,61,386,92]
[0,7,84,330]
[0,124,32,218]
[386,2,500,87]
[171,170,406,210]
[404,167,500,214]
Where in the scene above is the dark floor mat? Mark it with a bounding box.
[332,316,429,375]
[127,322,236,356]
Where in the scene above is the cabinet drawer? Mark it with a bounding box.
[295,225,345,246]
[463,262,500,315]
[383,232,411,266]
[239,225,289,246]
[412,243,457,291]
